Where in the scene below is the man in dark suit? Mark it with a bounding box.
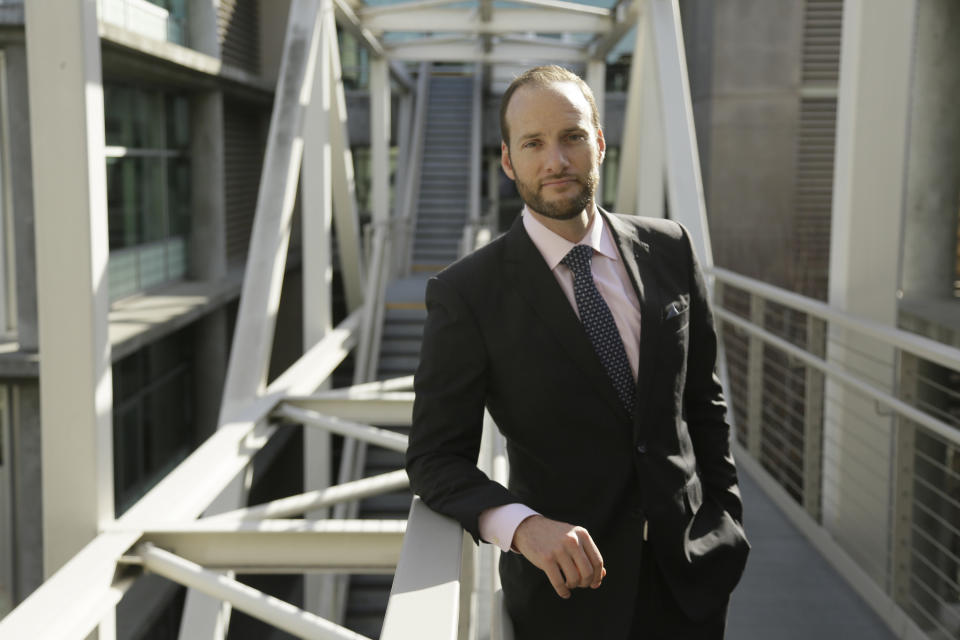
[405,65,748,639]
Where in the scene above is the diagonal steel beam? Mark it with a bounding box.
[134,520,406,572]
[139,543,375,639]
[200,470,410,522]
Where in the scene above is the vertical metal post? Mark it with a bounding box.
[615,6,647,214]
[803,315,825,520]
[25,1,115,635]
[891,352,917,609]
[24,0,114,573]
[648,0,711,262]
[327,6,365,312]
[822,0,915,574]
[585,58,606,200]
[746,294,765,459]
[369,57,391,228]
[301,0,335,617]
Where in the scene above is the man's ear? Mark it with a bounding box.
[501,141,516,180]
[596,127,606,164]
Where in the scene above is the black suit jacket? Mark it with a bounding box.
[406,210,749,638]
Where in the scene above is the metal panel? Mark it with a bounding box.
[224,100,267,266]
[218,0,261,74]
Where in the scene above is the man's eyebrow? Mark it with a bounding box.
[517,131,542,142]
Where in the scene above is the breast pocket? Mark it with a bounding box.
[662,295,690,333]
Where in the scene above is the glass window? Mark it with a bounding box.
[112,327,196,515]
[104,85,191,301]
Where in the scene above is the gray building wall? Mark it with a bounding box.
[680,0,805,291]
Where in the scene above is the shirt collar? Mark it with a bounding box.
[521,205,620,271]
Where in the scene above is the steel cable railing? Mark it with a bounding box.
[711,267,960,640]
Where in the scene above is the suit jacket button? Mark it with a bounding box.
[636,443,647,454]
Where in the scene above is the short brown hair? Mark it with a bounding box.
[499,65,600,146]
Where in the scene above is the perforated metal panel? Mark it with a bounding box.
[218,0,260,74]
[224,101,266,265]
[793,0,843,301]
[802,0,843,85]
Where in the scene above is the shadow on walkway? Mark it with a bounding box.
[727,467,896,639]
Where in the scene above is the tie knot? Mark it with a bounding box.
[561,244,594,275]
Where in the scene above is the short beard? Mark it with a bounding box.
[511,158,598,221]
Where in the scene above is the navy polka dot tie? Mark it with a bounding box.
[561,245,636,413]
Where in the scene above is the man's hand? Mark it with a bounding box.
[512,515,606,599]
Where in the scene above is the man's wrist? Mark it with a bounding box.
[478,503,540,553]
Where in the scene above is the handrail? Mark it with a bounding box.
[709,266,959,640]
[381,498,468,640]
[383,220,514,640]
[714,307,960,449]
[708,266,960,373]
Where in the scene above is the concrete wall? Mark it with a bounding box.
[5,43,37,352]
[900,0,960,301]
[10,382,42,603]
[680,0,804,290]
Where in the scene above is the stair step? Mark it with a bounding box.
[382,324,424,340]
[383,308,427,323]
[379,339,422,356]
[378,355,420,372]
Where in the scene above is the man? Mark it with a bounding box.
[406,65,748,639]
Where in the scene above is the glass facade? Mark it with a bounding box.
[104,85,191,301]
[100,0,188,46]
[112,327,196,515]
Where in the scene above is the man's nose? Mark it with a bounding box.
[544,143,570,174]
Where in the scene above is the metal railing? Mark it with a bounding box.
[711,266,960,640]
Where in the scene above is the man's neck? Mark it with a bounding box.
[526,204,596,243]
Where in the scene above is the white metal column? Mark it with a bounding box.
[648,0,711,265]
[370,57,391,228]
[24,0,114,575]
[823,0,917,584]
[302,0,336,618]
[585,58,606,200]
[24,1,115,636]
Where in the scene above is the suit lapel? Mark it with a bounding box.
[601,210,663,428]
[503,216,629,420]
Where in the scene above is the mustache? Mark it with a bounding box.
[539,174,582,188]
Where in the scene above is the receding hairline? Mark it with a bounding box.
[499,66,600,146]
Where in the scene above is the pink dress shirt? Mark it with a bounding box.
[478,207,643,552]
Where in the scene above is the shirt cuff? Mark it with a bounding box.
[478,503,540,553]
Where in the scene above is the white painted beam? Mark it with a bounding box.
[615,8,646,213]
[649,0,711,265]
[309,375,415,396]
[327,7,366,312]
[201,470,410,522]
[363,9,611,34]
[136,520,406,572]
[220,0,325,413]
[585,58,606,198]
[138,544,375,640]
[589,0,640,59]
[283,393,414,425]
[636,19,665,219]
[0,532,139,640]
[275,404,410,452]
[24,0,115,587]
[387,41,587,63]
[370,57,391,227]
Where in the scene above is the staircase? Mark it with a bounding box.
[411,74,474,270]
[342,72,476,638]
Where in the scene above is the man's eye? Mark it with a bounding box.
[522,140,540,149]
[568,133,586,142]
